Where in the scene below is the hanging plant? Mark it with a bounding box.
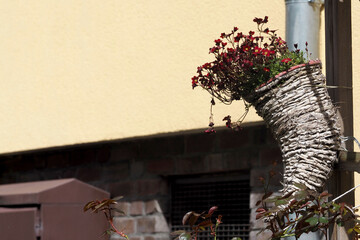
[192,17,342,195]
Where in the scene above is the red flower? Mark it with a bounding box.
[264,16,268,23]
[192,76,198,88]
[253,17,263,24]
[277,37,286,45]
[281,58,292,63]
[261,49,271,56]
[253,47,262,55]
[242,45,251,52]
[202,63,211,69]
[234,32,243,42]
[263,67,270,72]
[209,47,219,53]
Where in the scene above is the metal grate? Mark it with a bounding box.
[170,174,250,240]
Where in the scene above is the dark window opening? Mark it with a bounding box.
[170,173,250,240]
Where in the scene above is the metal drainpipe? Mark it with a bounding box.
[285,0,324,59]
[283,1,324,239]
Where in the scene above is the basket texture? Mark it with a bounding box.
[245,61,342,194]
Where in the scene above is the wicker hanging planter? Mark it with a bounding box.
[192,17,343,195]
[244,60,342,194]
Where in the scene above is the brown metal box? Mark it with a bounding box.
[0,178,110,240]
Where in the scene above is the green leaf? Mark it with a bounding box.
[275,199,288,206]
[319,217,329,224]
[294,190,307,200]
[179,232,191,240]
[171,230,186,236]
[305,217,318,226]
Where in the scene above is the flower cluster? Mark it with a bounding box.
[192,17,306,104]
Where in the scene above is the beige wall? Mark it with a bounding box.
[352,0,360,206]
[1,1,295,154]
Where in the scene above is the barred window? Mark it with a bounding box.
[170,173,250,240]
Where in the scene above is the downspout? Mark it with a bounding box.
[284,1,324,239]
[285,0,324,59]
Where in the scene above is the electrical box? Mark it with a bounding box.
[0,178,110,240]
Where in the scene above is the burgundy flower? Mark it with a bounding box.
[264,16,268,23]
[253,17,263,24]
[192,76,198,88]
[204,128,216,134]
[223,115,232,128]
[262,49,271,56]
[253,46,262,55]
[277,37,286,45]
[202,63,211,69]
[209,47,218,53]
[242,45,251,52]
[192,16,306,132]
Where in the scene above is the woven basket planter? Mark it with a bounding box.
[244,60,342,194]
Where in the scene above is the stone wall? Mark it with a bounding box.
[110,200,169,240]
[0,123,282,239]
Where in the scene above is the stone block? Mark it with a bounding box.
[144,235,170,240]
[222,151,253,170]
[69,149,97,165]
[102,162,129,181]
[259,147,282,166]
[146,158,174,175]
[185,133,216,153]
[113,217,135,234]
[136,179,168,196]
[175,156,208,174]
[130,201,144,216]
[249,230,272,240]
[138,136,184,158]
[217,129,249,150]
[145,200,162,214]
[137,215,169,233]
[106,181,138,197]
[130,160,144,178]
[109,142,139,162]
[96,145,111,163]
[114,201,130,216]
[249,192,263,209]
[205,153,224,171]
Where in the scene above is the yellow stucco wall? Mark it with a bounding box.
[1,1,297,154]
[352,0,360,207]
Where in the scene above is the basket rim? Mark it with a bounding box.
[255,59,322,91]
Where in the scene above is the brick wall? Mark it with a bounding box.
[110,200,169,240]
[0,123,282,239]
